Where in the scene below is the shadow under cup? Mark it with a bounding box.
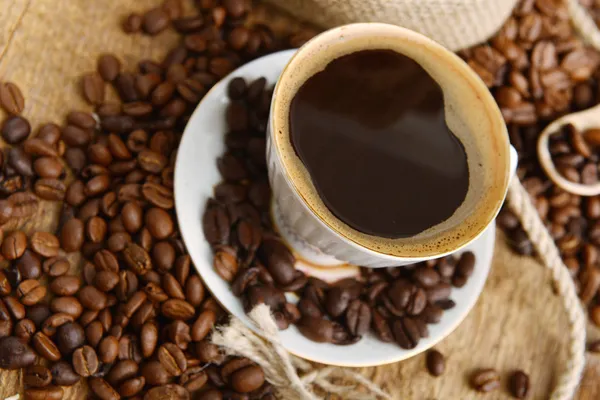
[267,24,511,268]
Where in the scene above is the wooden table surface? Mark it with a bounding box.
[0,1,599,399]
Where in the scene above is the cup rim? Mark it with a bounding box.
[269,23,510,260]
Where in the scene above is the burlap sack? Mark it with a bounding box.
[264,0,518,50]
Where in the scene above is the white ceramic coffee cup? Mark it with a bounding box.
[267,23,517,268]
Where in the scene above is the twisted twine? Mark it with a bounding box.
[505,179,586,400]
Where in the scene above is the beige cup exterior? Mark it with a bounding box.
[267,23,515,268]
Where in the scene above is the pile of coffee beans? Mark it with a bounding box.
[548,123,600,184]
[461,0,600,334]
[0,0,328,398]
[201,74,478,350]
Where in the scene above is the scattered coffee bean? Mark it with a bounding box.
[510,370,530,399]
[470,368,500,392]
[2,116,31,143]
[0,82,25,115]
[426,349,445,377]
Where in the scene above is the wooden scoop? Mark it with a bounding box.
[538,104,600,196]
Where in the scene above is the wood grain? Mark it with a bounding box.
[0,1,597,399]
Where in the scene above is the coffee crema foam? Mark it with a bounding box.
[271,25,510,258]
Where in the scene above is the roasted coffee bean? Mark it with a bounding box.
[2,116,30,144]
[185,275,205,307]
[51,360,80,386]
[121,201,143,233]
[122,291,147,318]
[34,179,66,201]
[345,299,371,337]
[2,230,27,260]
[297,316,337,343]
[97,335,119,364]
[14,319,35,343]
[95,270,119,292]
[50,296,83,318]
[230,365,264,393]
[203,205,230,245]
[78,286,108,311]
[16,250,42,280]
[163,273,185,299]
[23,386,64,400]
[123,243,152,275]
[142,7,170,35]
[115,376,144,398]
[258,239,295,285]
[85,321,104,349]
[325,287,352,318]
[130,300,154,327]
[98,54,121,82]
[94,250,119,273]
[145,384,190,400]
[145,207,173,239]
[55,322,85,356]
[89,377,119,400]
[213,245,238,282]
[4,296,25,319]
[32,332,61,361]
[191,310,216,342]
[105,359,138,387]
[162,298,195,320]
[17,279,46,306]
[0,336,36,369]
[72,345,99,377]
[33,156,64,179]
[158,342,187,376]
[24,365,52,388]
[141,360,171,386]
[245,285,285,312]
[152,241,176,272]
[60,218,85,252]
[0,271,11,296]
[9,191,39,219]
[510,370,530,399]
[28,232,59,258]
[82,72,105,105]
[43,257,70,277]
[49,275,80,296]
[470,368,500,392]
[140,321,159,359]
[426,349,445,376]
[392,317,421,349]
[0,82,24,115]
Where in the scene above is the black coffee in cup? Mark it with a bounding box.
[288,50,469,238]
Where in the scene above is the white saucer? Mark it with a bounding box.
[174,50,495,367]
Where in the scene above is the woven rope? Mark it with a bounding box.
[505,179,586,400]
[264,0,518,51]
[567,0,600,51]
